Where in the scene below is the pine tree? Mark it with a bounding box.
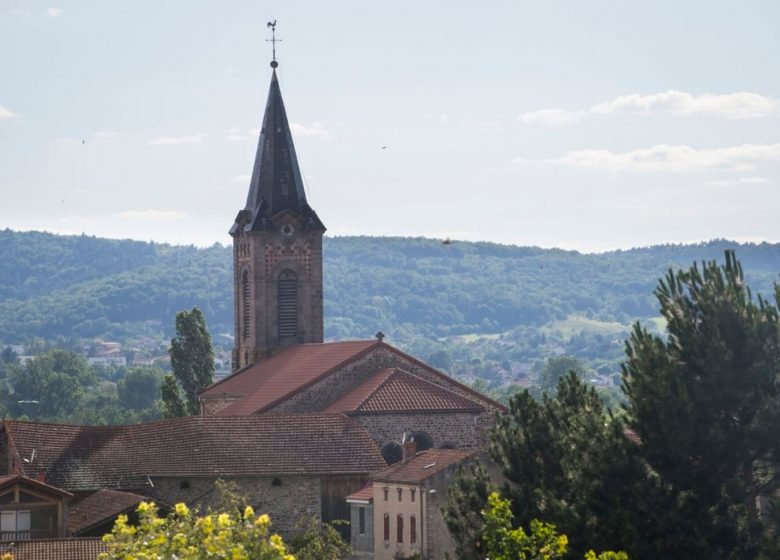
[161,374,187,418]
[623,251,780,557]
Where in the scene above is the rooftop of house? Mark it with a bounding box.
[201,339,505,416]
[370,449,476,485]
[200,340,378,414]
[2,414,386,491]
[345,482,374,504]
[0,474,73,499]
[0,538,106,560]
[324,367,484,414]
[68,489,151,535]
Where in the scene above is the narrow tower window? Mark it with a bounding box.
[242,269,251,340]
[278,269,298,338]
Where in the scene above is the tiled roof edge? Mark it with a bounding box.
[252,341,380,413]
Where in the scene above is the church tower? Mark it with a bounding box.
[230,54,326,371]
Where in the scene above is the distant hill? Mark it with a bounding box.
[1,229,778,384]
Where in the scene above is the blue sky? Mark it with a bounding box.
[1,0,778,252]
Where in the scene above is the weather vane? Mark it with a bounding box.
[266,20,281,68]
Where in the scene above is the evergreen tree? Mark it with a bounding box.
[167,307,214,415]
[623,251,780,557]
[442,461,495,560]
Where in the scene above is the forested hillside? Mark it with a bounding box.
[1,229,779,387]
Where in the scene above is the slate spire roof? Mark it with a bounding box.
[231,68,325,234]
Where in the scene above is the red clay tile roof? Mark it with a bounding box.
[370,449,476,484]
[324,368,484,414]
[201,340,378,415]
[0,538,106,560]
[345,482,373,503]
[68,489,149,535]
[3,415,386,491]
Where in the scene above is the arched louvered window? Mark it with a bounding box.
[242,269,251,340]
[277,270,297,338]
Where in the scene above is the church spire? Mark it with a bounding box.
[229,25,326,370]
[231,42,325,235]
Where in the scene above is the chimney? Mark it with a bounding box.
[36,468,46,484]
[402,439,417,463]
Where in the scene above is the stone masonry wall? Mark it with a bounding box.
[150,475,320,535]
[200,396,241,416]
[351,412,482,450]
[269,344,499,449]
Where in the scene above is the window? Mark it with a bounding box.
[397,514,404,543]
[383,488,389,501]
[383,513,390,541]
[397,488,403,502]
[410,514,417,544]
[1,510,31,536]
[358,507,366,535]
[277,270,297,338]
[411,489,416,502]
[179,481,190,490]
[242,269,251,339]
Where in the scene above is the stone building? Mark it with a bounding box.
[208,57,505,465]
[229,64,325,370]
[0,415,385,536]
[199,339,504,462]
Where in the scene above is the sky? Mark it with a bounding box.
[1,0,779,252]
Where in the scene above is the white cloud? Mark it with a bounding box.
[148,134,208,145]
[518,108,583,126]
[45,7,62,17]
[94,131,125,140]
[290,122,330,140]
[110,209,186,221]
[591,90,780,119]
[520,143,780,173]
[56,137,83,145]
[705,176,771,186]
[230,174,251,183]
[0,105,18,119]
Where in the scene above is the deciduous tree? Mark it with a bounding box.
[168,307,214,415]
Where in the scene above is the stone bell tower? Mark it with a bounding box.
[230,51,326,371]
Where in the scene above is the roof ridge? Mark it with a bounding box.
[248,341,380,413]
[381,344,508,412]
[201,339,377,397]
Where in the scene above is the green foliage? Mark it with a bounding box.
[161,374,187,419]
[442,461,495,560]
[169,307,214,415]
[449,252,780,559]
[286,517,351,560]
[117,367,164,410]
[622,251,780,557]
[481,491,627,560]
[0,350,163,424]
[539,355,585,393]
[1,231,779,389]
[98,501,293,560]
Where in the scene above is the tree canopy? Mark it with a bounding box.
[447,252,780,559]
[167,307,214,416]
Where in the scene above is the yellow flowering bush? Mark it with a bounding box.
[98,501,295,560]
[481,492,628,560]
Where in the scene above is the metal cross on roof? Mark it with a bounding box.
[266,20,281,68]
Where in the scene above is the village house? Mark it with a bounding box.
[0,414,385,538]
